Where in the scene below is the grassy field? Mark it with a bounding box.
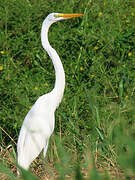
[0,0,135,179]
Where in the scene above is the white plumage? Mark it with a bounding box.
[17,13,83,170]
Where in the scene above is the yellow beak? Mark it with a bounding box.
[56,13,84,19]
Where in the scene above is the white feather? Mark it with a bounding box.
[17,12,83,170]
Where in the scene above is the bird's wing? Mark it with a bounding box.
[17,124,47,169]
[17,93,55,169]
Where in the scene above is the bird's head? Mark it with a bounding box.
[46,13,84,23]
[41,13,84,49]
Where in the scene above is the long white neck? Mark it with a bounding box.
[41,19,65,108]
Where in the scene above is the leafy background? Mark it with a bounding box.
[0,0,135,179]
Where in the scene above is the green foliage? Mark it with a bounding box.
[0,163,16,180]
[18,166,39,180]
[0,0,135,179]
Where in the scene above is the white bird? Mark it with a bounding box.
[17,13,83,170]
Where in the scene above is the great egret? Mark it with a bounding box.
[17,13,83,170]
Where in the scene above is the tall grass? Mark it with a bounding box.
[0,0,135,179]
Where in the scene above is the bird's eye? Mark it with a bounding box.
[54,14,59,18]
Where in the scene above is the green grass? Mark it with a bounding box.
[0,0,135,179]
